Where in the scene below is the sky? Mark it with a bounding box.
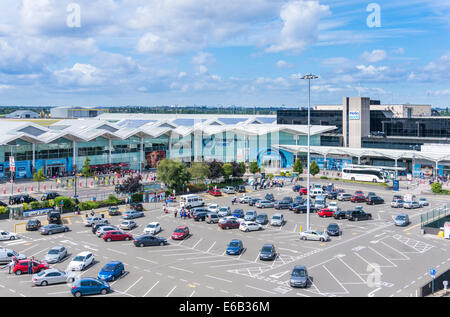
[0,0,449,108]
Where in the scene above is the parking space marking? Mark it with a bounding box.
[169,266,193,274]
[136,257,158,265]
[123,276,143,294]
[245,285,276,295]
[143,281,159,297]
[106,248,127,255]
[166,286,177,297]
[205,275,232,283]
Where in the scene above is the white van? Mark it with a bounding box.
[180,194,205,209]
[0,248,26,264]
[310,188,323,198]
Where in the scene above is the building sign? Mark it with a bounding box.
[145,150,166,168]
[349,111,360,120]
[9,156,15,172]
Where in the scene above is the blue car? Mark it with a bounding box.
[226,239,244,255]
[232,209,244,218]
[98,261,125,282]
[71,278,110,297]
[122,210,144,219]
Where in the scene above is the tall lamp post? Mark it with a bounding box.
[410,145,419,184]
[301,73,319,231]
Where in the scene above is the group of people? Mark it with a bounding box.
[173,207,191,219]
[2,256,35,274]
[252,179,285,190]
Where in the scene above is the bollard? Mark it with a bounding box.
[2,189,5,195]
[17,188,20,193]
[30,186,33,192]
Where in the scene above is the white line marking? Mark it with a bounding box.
[166,286,177,297]
[205,275,232,283]
[124,276,143,294]
[143,281,159,297]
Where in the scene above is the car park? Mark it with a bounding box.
[270,213,284,226]
[219,218,240,230]
[122,210,144,219]
[290,266,308,288]
[0,248,26,264]
[223,186,235,194]
[68,252,94,271]
[0,230,18,241]
[14,259,49,275]
[39,224,69,235]
[218,206,232,217]
[172,226,190,240]
[326,223,341,236]
[317,208,334,218]
[299,230,330,242]
[32,268,71,286]
[337,193,352,201]
[206,213,220,224]
[255,213,268,225]
[134,235,167,247]
[256,200,274,209]
[347,210,372,221]
[226,239,244,255]
[98,261,125,282]
[119,220,137,231]
[394,213,410,227]
[244,210,257,221]
[71,278,110,297]
[366,196,385,205]
[103,230,133,242]
[44,246,68,263]
[41,192,60,201]
[259,244,276,261]
[391,199,404,208]
[239,221,262,232]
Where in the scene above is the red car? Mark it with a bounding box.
[355,191,364,196]
[351,195,366,203]
[13,260,49,275]
[318,208,334,217]
[103,230,133,242]
[209,189,222,197]
[219,219,240,230]
[300,188,308,195]
[172,226,190,240]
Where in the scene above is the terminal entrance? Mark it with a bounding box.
[47,165,66,177]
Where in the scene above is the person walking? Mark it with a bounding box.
[174,209,177,218]
[6,257,16,274]
[27,260,33,275]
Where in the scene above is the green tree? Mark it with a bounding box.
[293,159,303,174]
[239,162,246,175]
[431,182,442,194]
[157,159,191,192]
[188,162,210,180]
[33,167,45,191]
[310,160,320,176]
[249,160,260,174]
[222,163,234,180]
[81,157,93,186]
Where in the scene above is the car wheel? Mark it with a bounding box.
[15,270,22,275]
[111,275,116,281]
[74,291,82,298]
[41,280,48,286]
[107,238,112,242]
[140,243,144,248]
[64,228,68,232]
[160,242,164,246]
[368,216,372,220]
[48,231,53,235]
[301,236,306,241]
[10,236,15,240]
[320,238,324,242]
[125,237,130,241]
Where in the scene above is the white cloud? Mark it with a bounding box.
[276,60,293,69]
[360,50,387,63]
[191,52,215,65]
[266,0,331,54]
[393,48,405,54]
[53,63,102,86]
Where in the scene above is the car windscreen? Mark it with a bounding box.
[174,228,184,233]
[102,264,116,272]
[261,246,273,252]
[48,249,60,254]
[229,242,240,247]
[73,256,85,262]
[292,269,306,277]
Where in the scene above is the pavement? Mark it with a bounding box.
[0,180,449,297]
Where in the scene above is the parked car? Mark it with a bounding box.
[171,226,190,240]
[44,246,68,264]
[0,249,26,264]
[239,196,252,204]
[32,268,71,286]
[347,210,372,221]
[291,204,308,214]
[134,235,167,247]
[0,230,18,241]
[218,206,232,217]
[366,196,384,205]
[256,200,274,209]
[290,265,308,288]
[41,192,60,201]
[326,191,338,200]
[71,278,110,297]
[9,194,36,205]
[270,214,284,226]
[14,259,49,275]
[265,193,275,201]
[108,206,121,216]
[248,198,262,207]
[232,209,244,218]
[193,211,208,221]
[223,186,235,194]
[274,201,291,210]
[366,192,377,199]
[299,230,330,242]
[119,220,137,231]
[39,224,69,235]
[131,203,144,212]
[333,210,347,220]
[92,223,110,234]
[47,211,62,225]
[207,204,219,213]
[317,208,334,218]
[259,244,276,261]
[393,195,403,201]
[96,226,118,237]
[327,202,339,212]
[84,216,109,227]
[351,195,366,203]
[208,189,222,197]
[255,213,268,225]
[239,221,262,232]
[404,201,420,209]
[219,218,241,230]
[226,239,244,255]
[326,223,341,236]
[394,213,410,226]
[337,193,352,201]
[235,185,246,193]
[103,230,133,242]
[355,191,364,196]
[391,199,404,208]
[122,210,144,219]
[300,187,308,195]
[68,252,94,271]
[206,213,220,224]
[244,210,257,221]
[418,198,429,207]
[98,261,124,282]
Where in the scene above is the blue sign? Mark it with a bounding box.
[393,180,399,191]
[349,111,360,120]
[430,268,436,278]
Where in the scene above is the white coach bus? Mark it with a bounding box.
[342,165,387,183]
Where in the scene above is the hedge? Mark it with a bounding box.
[0,206,7,214]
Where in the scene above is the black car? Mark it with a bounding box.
[255,213,268,225]
[259,244,277,261]
[108,206,121,216]
[235,185,246,193]
[131,203,144,212]
[41,192,60,201]
[333,210,347,220]
[281,197,293,204]
[134,235,167,247]
[326,223,341,236]
[26,219,42,231]
[9,194,37,205]
[264,193,275,202]
[293,196,304,204]
[47,211,62,224]
[291,204,308,214]
[348,210,372,221]
[274,201,291,210]
[0,201,7,207]
[92,222,110,234]
[326,191,338,200]
[366,196,385,205]
[193,211,208,221]
[248,198,262,207]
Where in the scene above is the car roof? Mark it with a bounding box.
[262,244,274,248]
[230,239,242,243]
[293,265,306,270]
[106,261,122,266]
[148,222,159,225]
[176,226,188,229]
[77,251,92,256]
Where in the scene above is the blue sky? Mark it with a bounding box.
[0,0,449,107]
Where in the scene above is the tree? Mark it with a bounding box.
[222,163,234,180]
[230,162,244,178]
[293,159,303,174]
[123,175,142,193]
[81,157,93,186]
[431,182,442,194]
[157,159,191,192]
[249,160,260,174]
[310,160,320,176]
[188,162,210,180]
[239,162,246,175]
[206,160,223,180]
[33,167,45,191]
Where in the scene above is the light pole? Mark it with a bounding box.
[301,73,319,231]
[410,145,419,184]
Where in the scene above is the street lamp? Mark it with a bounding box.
[409,145,420,184]
[301,73,319,231]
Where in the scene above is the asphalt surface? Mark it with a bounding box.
[0,180,449,297]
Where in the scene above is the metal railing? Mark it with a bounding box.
[421,204,449,228]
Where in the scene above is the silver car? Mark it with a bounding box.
[119,220,137,231]
[394,213,410,227]
[244,210,257,221]
[391,199,404,208]
[84,216,108,227]
[32,268,72,286]
[223,186,235,194]
[290,266,308,288]
[44,246,67,264]
[299,230,330,242]
[218,206,231,217]
[96,226,118,237]
[255,200,274,209]
[270,213,284,226]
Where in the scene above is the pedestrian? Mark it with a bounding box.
[90,209,95,217]
[174,209,177,218]
[27,260,32,275]
[6,257,16,274]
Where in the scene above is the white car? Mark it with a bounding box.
[239,221,262,232]
[84,217,108,227]
[327,202,339,212]
[299,230,330,242]
[218,206,231,217]
[0,231,18,241]
[207,204,219,213]
[223,186,235,194]
[96,226,118,237]
[418,198,429,207]
[337,193,352,201]
[143,222,161,235]
[219,216,244,224]
[67,251,94,271]
[270,214,284,226]
[239,196,252,204]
